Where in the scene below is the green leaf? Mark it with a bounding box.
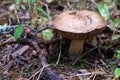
[14,25,23,40]
[98,3,110,20]
[42,29,53,40]
[116,50,120,54]
[114,18,120,28]
[70,0,79,2]
[27,0,36,3]
[27,0,31,4]
[15,0,21,4]
[37,7,50,18]
[116,50,120,59]
[112,34,120,40]
[117,53,120,59]
[21,5,26,10]
[115,68,120,78]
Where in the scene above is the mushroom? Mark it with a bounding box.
[54,10,106,55]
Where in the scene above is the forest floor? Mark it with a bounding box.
[0,0,120,80]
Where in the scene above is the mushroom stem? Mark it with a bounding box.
[69,39,84,55]
[86,36,97,46]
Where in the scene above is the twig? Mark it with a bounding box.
[29,64,50,80]
[88,73,94,80]
[55,36,62,66]
[39,55,61,80]
[22,39,61,80]
[45,4,50,19]
[37,64,50,80]
[0,37,15,47]
[0,24,61,80]
[73,46,99,64]
[36,25,54,33]
[92,73,97,80]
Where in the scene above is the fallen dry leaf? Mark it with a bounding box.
[12,45,30,58]
[16,77,29,80]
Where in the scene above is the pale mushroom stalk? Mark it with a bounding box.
[86,36,97,46]
[69,39,84,55]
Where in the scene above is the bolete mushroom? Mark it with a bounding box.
[54,10,106,55]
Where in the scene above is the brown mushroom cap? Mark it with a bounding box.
[54,10,106,40]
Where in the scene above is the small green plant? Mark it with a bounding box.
[42,29,53,40]
[114,68,120,78]
[97,2,110,20]
[116,50,120,59]
[37,6,51,25]
[112,50,120,80]
[37,7,50,19]
[98,0,120,79]
[98,0,120,40]
[27,0,36,3]
[15,0,21,4]
[14,25,23,40]
[111,18,120,40]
